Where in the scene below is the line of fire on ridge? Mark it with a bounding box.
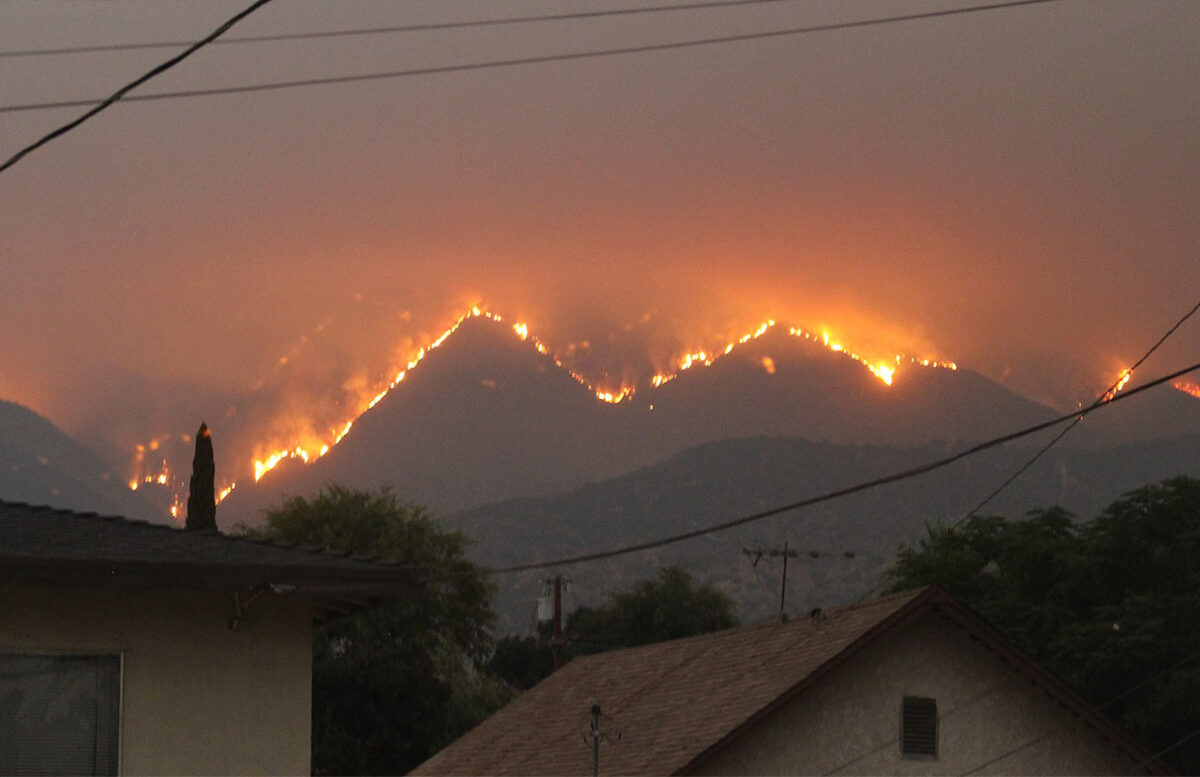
[126,312,1160,522]
[1174,380,1200,399]
[241,309,965,486]
[127,306,970,516]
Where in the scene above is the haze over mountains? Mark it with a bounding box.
[3,315,1199,627]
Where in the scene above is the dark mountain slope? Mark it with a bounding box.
[450,432,1200,631]
[632,330,1057,446]
[0,399,160,521]
[223,316,636,525]
[1070,380,1200,446]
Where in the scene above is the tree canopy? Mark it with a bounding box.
[887,476,1200,773]
[184,422,215,531]
[491,565,737,690]
[566,565,737,653]
[247,485,507,775]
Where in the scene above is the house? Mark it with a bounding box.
[415,586,1167,776]
[0,500,421,776]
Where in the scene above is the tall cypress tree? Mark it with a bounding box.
[185,422,216,531]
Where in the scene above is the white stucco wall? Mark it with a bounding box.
[1,584,312,776]
[691,611,1141,776]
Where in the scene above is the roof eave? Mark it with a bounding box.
[0,557,424,623]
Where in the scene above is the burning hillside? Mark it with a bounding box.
[126,307,998,525]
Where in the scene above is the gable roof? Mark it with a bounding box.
[0,500,422,622]
[414,586,1167,776]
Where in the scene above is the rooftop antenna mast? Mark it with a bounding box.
[579,703,620,776]
[743,541,799,621]
[743,542,856,621]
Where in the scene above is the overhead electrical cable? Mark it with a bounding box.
[3,0,834,58]
[842,295,1200,608]
[0,0,278,175]
[951,297,1200,529]
[467,361,1200,576]
[0,0,1063,114]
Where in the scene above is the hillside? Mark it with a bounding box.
[447,432,1200,632]
[0,399,160,521]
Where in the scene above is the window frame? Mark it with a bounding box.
[0,649,124,776]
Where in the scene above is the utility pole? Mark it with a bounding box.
[540,574,568,669]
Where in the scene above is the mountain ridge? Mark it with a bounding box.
[219,315,1120,527]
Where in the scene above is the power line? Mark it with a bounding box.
[0,0,823,58]
[0,0,278,176]
[848,295,1200,607]
[476,360,1200,576]
[0,0,1063,114]
[951,297,1200,529]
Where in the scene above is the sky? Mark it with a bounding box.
[2,0,1199,491]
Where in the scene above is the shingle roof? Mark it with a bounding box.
[0,500,422,622]
[414,587,1166,776]
[416,589,924,776]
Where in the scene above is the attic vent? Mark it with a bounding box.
[901,696,938,758]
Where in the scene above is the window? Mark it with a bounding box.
[901,696,938,758]
[0,653,121,776]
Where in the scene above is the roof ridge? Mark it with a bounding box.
[565,587,929,684]
[819,586,927,616]
[0,498,407,568]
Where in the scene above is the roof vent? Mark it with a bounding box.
[901,696,938,758]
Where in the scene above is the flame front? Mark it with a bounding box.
[129,307,962,514]
[246,307,640,484]
[1175,380,1200,399]
[1102,368,1133,403]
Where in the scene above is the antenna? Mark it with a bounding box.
[743,541,798,621]
[579,703,621,776]
[743,542,856,620]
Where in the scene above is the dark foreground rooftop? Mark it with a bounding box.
[0,500,422,622]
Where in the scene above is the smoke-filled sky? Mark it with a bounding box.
[3,0,1199,482]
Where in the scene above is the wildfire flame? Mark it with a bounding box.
[127,307,961,510]
[1102,368,1133,403]
[1174,380,1200,399]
